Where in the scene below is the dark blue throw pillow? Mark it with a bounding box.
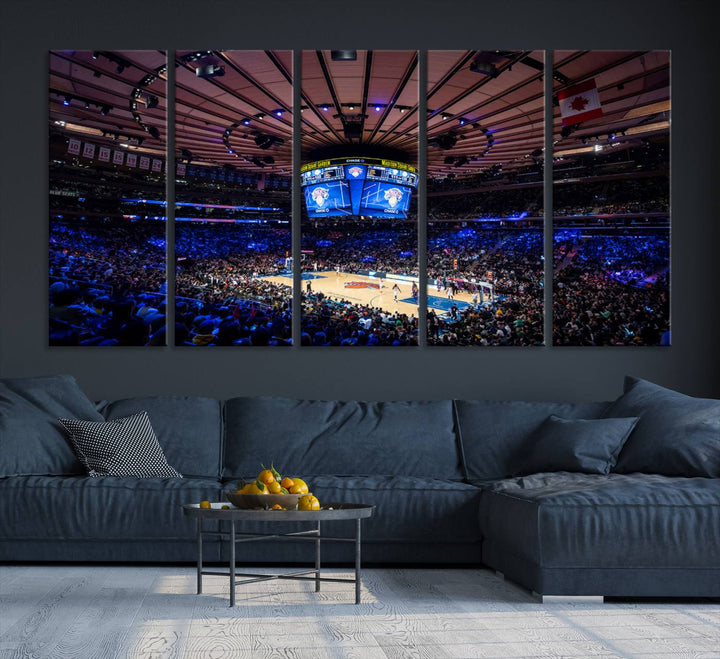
[515,415,639,476]
[605,377,720,477]
[0,375,104,477]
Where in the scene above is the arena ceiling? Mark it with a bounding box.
[49,49,670,180]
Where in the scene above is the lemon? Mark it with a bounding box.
[298,494,320,511]
[245,480,268,495]
[199,500,211,509]
[267,480,283,494]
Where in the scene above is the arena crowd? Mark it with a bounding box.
[48,142,669,347]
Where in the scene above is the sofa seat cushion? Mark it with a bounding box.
[478,472,720,569]
[0,374,104,477]
[220,475,483,544]
[0,476,222,541]
[454,400,611,482]
[101,396,223,479]
[224,397,462,480]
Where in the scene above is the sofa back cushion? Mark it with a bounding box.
[0,374,103,477]
[101,396,223,479]
[606,376,720,477]
[224,397,461,480]
[454,399,611,482]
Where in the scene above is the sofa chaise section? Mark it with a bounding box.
[478,472,720,597]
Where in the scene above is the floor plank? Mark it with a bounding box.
[0,566,719,659]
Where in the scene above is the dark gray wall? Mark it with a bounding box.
[1,0,718,402]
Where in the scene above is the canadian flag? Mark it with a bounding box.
[558,79,603,127]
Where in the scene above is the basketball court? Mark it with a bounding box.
[263,270,481,317]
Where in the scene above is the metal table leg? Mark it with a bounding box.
[196,517,203,595]
[355,518,362,605]
[229,519,236,607]
[315,521,321,592]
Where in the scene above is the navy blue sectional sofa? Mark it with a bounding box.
[1,374,719,598]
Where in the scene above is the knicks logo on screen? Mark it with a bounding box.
[384,187,404,208]
[311,186,330,208]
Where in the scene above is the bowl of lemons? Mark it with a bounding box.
[226,464,319,510]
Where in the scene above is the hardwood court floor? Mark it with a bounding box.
[265,270,471,318]
[1,565,719,658]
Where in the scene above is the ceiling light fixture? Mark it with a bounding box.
[331,50,357,61]
[195,63,225,78]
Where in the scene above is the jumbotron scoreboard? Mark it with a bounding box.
[301,157,417,219]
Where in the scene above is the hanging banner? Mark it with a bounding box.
[82,142,96,159]
[151,158,162,173]
[177,162,186,176]
[126,153,137,168]
[67,138,81,155]
[98,146,111,162]
[113,150,125,165]
[558,79,603,127]
[139,155,150,170]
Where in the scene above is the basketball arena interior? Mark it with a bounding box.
[49,50,669,347]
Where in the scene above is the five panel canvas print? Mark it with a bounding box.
[48,50,670,347]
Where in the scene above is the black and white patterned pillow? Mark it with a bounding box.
[59,411,182,478]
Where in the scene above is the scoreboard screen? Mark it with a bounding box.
[359,181,412,216]
[301,157,416,218]
[303,180,352,217]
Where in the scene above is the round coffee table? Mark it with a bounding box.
[182,502,374,606]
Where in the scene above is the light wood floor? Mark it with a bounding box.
[1,565,719,658]
[264,270,469,318]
